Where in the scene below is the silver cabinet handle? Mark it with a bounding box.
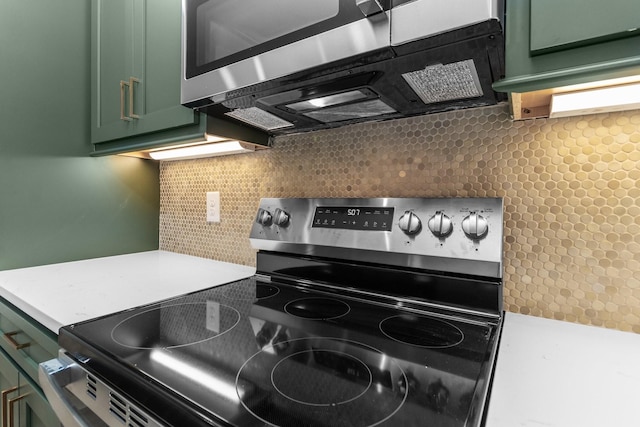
[128,76,141,119]
[120,80,132,121]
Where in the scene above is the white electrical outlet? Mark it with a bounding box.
[206,192,220,223]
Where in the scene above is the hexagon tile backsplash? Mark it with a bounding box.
[160,104,640,333]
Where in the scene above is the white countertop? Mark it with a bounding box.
[0,250,255,333]
[487,312,640,427]
[1,252,639,426]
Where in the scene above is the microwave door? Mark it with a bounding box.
[181,0,391,107]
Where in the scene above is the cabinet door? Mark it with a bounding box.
[493,0,640,94]
[530,0,640,55]
[15,373,60,427]
[0,349,20,426]
[91,0,142,141]
[0,300,57,386]
[142,0,198,132]
[0,307,60,427]
[92,0,197,144]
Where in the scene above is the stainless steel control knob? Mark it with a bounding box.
[427,211,453,238]
[398,211,422,235]
[256,208,272,226]
[461,212,488,240]
[273,208,290,227]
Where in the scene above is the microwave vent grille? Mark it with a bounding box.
[226,107,294,131]
[402,59,484,104]
[303,99,397,123]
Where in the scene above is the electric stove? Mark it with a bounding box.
[40,197,503,427]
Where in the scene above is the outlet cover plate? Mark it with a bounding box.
[206,192,220,223]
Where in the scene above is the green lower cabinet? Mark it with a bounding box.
[0,349,59,427]
[0,350,20,421]
[17,372,59,427]
[0,299,60,427]
[0,302,58,385]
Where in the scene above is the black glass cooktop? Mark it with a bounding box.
[60,277,499,427]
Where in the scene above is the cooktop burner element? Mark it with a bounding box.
[111,302,241,349]
[48,197,504,427]
[284,297,351,320]
[236,337,407,427]
[272,350,371,406]
[379,314,465,348]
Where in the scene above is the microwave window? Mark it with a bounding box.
[196,0,340,67]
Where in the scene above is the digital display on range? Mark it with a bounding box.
[312,206,394,231]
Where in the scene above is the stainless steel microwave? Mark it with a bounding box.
[181,0,505,135]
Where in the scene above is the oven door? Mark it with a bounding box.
[181,0,391,106]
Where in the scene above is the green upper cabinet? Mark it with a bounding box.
[492,0,640,119]
[529,0,640,55]
[91,0,205,155]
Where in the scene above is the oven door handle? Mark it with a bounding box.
[38,352,95,427]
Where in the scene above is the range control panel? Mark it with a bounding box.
[312,206,395,231]
[250,198,503,278]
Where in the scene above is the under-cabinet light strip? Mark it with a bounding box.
[149,140,255,161]
[549,82,640,118]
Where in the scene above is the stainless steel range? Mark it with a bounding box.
[40,197,503,427]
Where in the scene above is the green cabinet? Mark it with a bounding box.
[493,0,640,119]
[91,0,206,155]
[529,0,640,56]
[0,300,59,427]
[0,350,19,425]
[0,353,58,427]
